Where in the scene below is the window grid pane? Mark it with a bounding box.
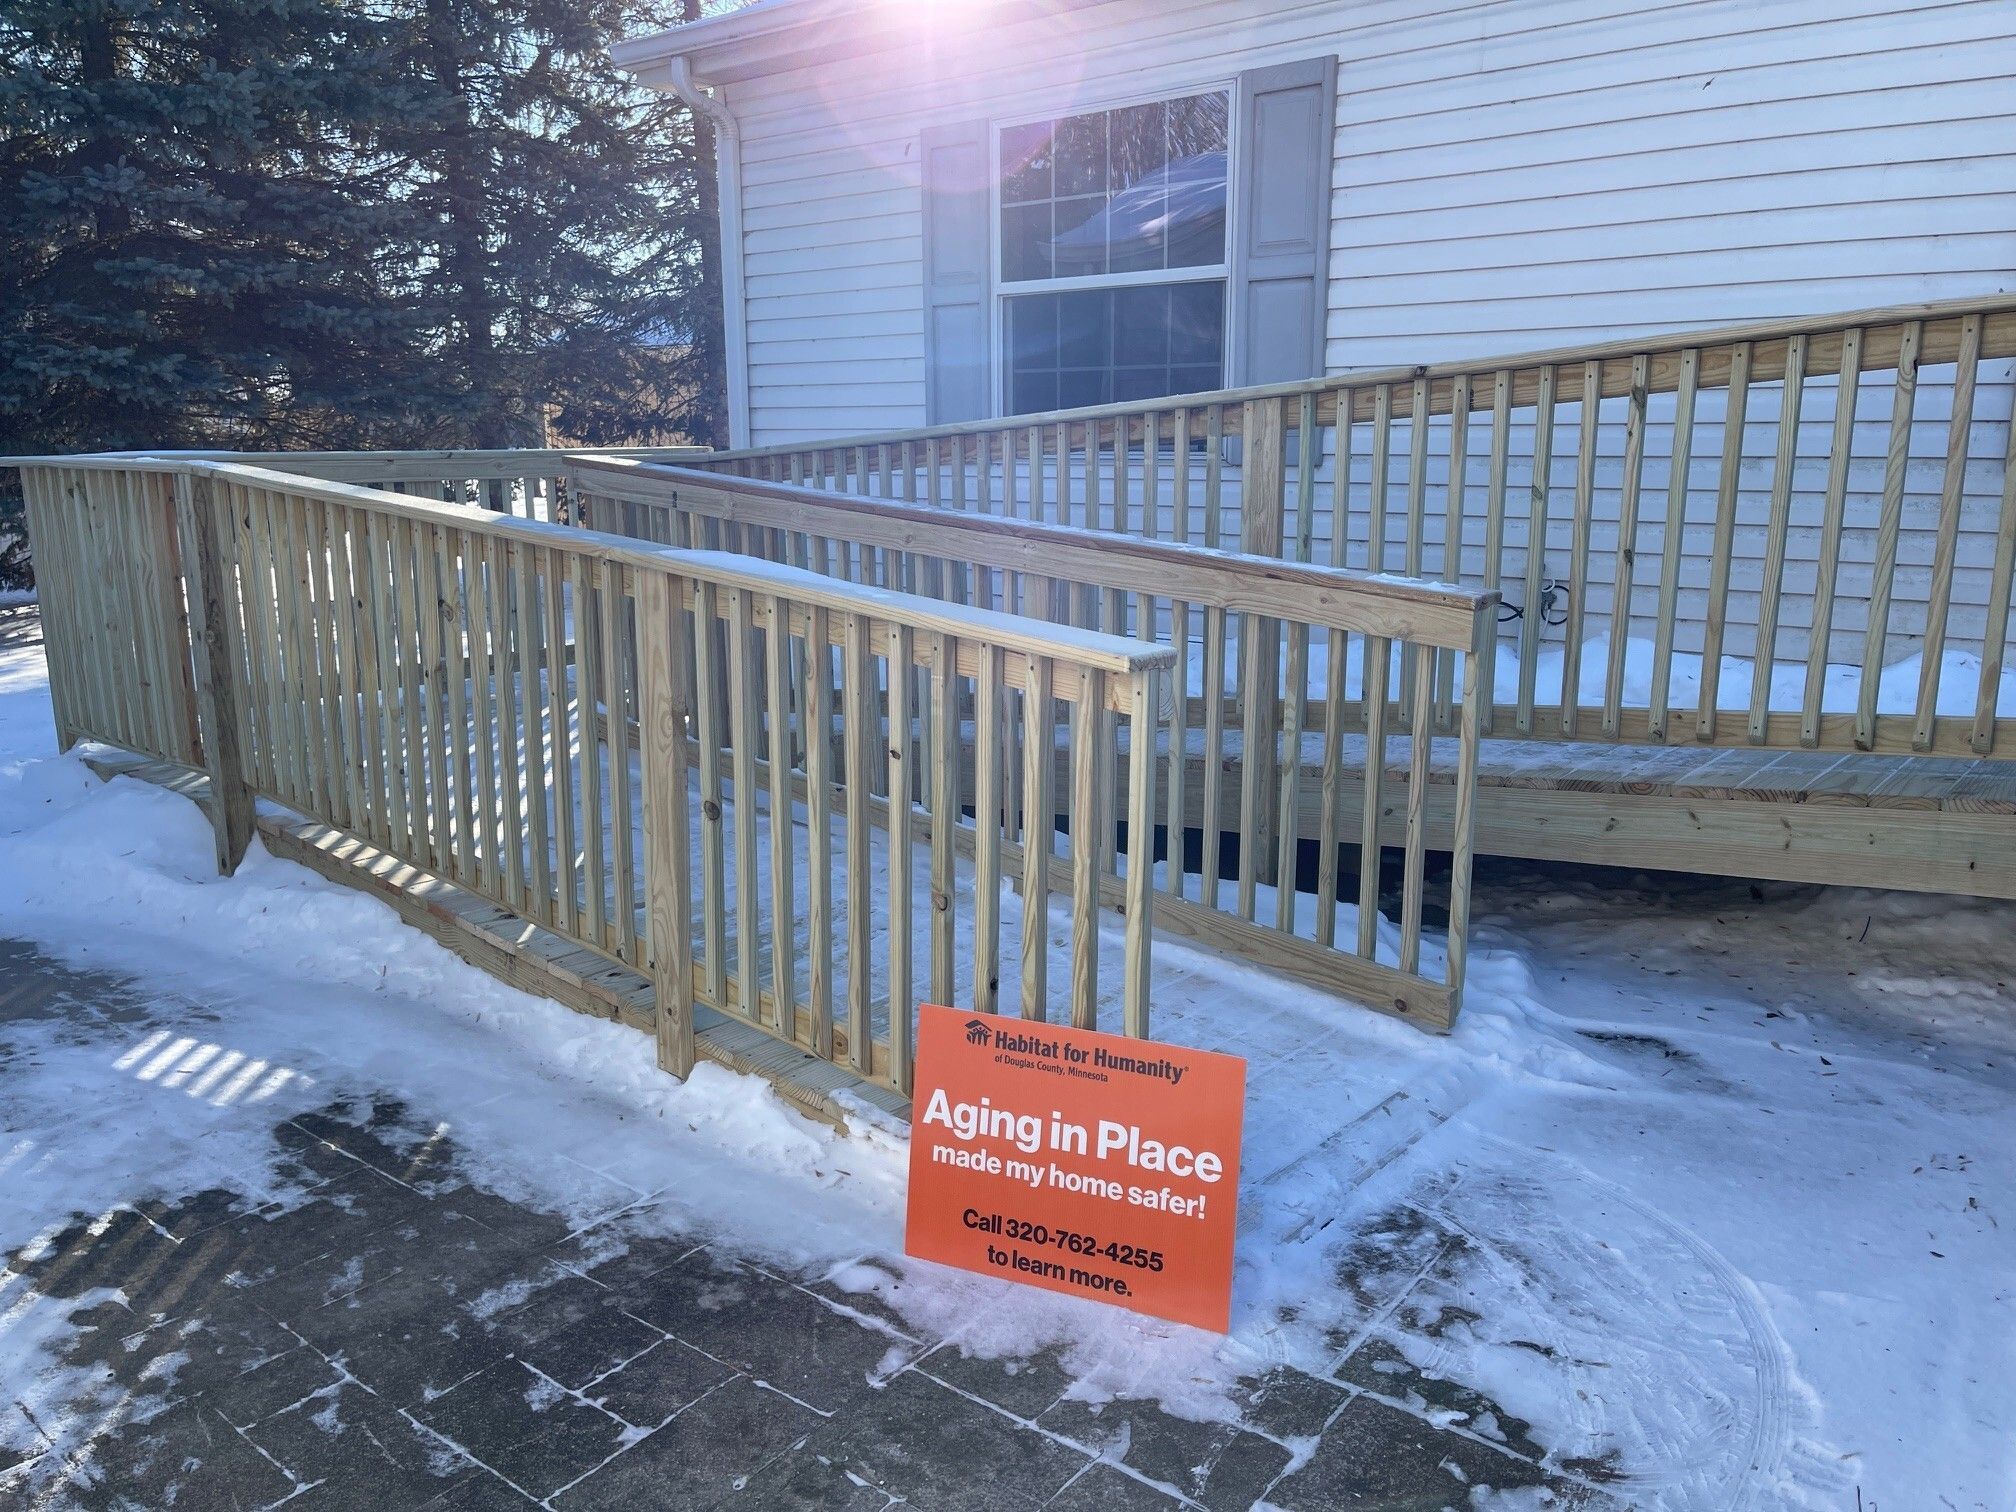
[1004,281,1225,415]
[997,90,1230,416]
[998,91,1228,283]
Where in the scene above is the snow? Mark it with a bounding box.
[1204,627,2016,719]
[0,610,2012,1508]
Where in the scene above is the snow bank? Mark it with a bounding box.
[0,622,2011,1508]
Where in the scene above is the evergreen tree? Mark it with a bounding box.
[0,0,431,455]
[0,0,727,583]
[372,0,723,448]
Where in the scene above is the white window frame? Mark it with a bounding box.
[988,81,1238,419]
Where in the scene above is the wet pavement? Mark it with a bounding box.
[0,941,1614,1509]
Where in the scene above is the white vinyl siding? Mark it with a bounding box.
[722,0,2013,445]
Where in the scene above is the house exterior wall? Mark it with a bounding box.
[721,0,2014,446]
[704,0,2014,667]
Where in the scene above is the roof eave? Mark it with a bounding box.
[613,0,1096,88]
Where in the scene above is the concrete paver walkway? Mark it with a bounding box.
[0,941,1609,1509]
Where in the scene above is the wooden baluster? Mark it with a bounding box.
[1240,397,1286,897]
[764,593,800,1034]
[1603,355,1651,738]
[1561,360,1601,735]
[467,535,503,900]
[1751,335,1808,743]
[1235,607,1266,922]
[1143,410,1163,543]
[880,618,911,1080]
[1649,348,1701,742]
[1122,667,1157,1040]
[1913,314,1982,748]
[1398,648,1435,978]
[348,501,390,850]
[437,536,475,887]
[1314,625,1348,949]
[24,472,80,750]
[1082,420,1099,533]
[1357,635,1391,960]
[637,570,697,1077]
[684,577,721,994]
[804,605,836,1057]
[1164,598,1190,901]
[1444,615,1488,1018]
[275,494,321,812]
[1032,427,1048,528]
[481,540,524,907]
[1403,376,1431,712]
[1199,604,1228,905]
[928,633,958,1011]
[1273,616,1308,933]
[1204,404,1225,549]
[1294,390,1320,564]
[842,613,875,1070]
[972,643,1003,1012]
[1479,372,1513,732]
[519,548,557,926]
[727,587,762,1011]
[1068,666,1102,1031]
[540,542,579,937]
[395,515,434,856]
[111,472,167,756]
[592,564,633,963]
[572,556,611,948]
[369,510,414,854]
[1857,320,1924,749]
[1367,383,1393,577]
[1975,373,2016,756]
[1436,374,1471,731]
[1516,365,1557,734]
[1696,341,1753,737]
[1019,658,1054,1020]
[71,471,128,747]
[300,499,344,834]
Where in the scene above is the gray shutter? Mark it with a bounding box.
[1231,58,1336,387]
[921,120,992,424]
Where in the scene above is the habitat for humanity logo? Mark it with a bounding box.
[963,1018,1188,1086]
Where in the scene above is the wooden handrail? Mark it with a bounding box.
[568,454,1498,652]
[33,457,1172,680]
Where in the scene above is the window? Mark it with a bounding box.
[996,91,1229,415]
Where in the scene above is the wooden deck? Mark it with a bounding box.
[1307,736,2016,897]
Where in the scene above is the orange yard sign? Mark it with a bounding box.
[903,1003,1246,1333]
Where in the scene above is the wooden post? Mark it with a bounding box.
[1443,610,1489,1022]
[637,570,696,1078]
[176,471,256,875]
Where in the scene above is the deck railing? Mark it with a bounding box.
[563,455,1497,1031]
[17,456,1172,1095]
[696,295,2016,760]
[63,446,708,523]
